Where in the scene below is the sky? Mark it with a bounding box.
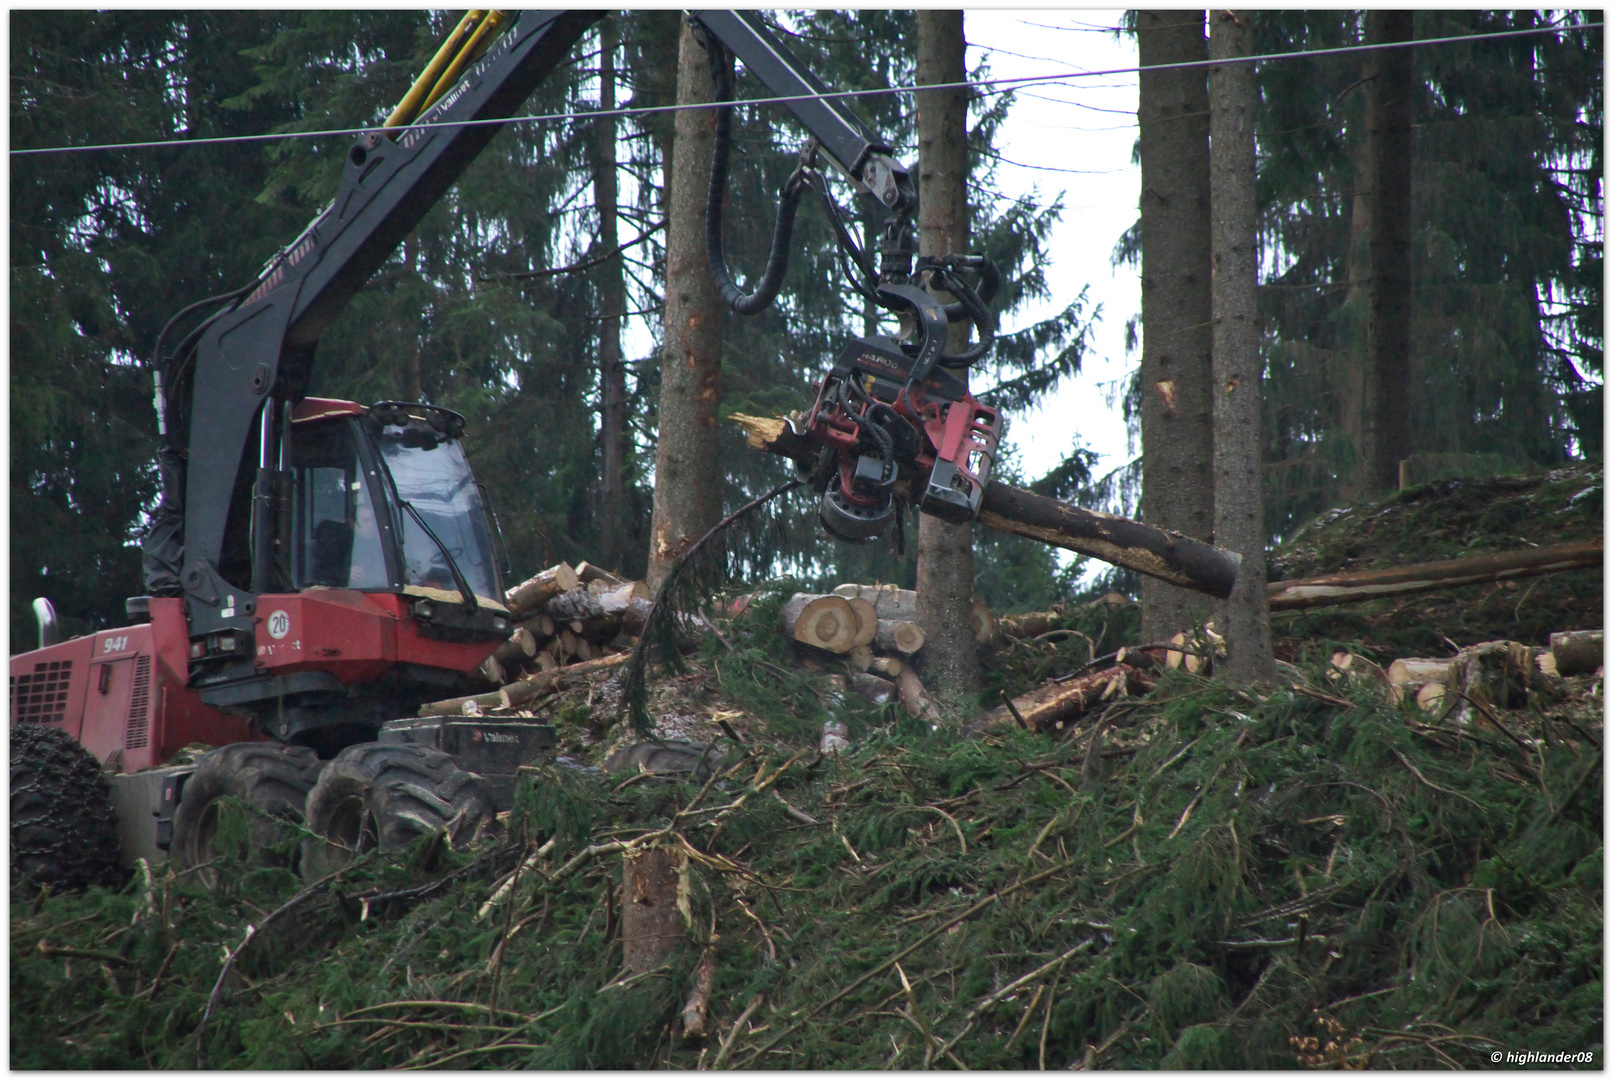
[962,9,1142,494]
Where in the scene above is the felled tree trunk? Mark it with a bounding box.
[1267,539,1602,611]
[979,665,1156,733]
[728,419,1245,599]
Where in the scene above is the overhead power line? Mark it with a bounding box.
[11,21,1598,158]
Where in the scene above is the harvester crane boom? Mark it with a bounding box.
[169,11,600,640]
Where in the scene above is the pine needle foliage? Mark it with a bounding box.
[13,641,1600,1068]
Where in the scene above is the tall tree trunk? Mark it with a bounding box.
[913,9,981,705]
[647,22,725,589]
[592,20,628,570]
[1136,11,1216,643]
[1208,9,1275,683]
[1360,10,1415,495]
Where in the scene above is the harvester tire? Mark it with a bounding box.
[301,743,493,878]
[10,723,124,891]
[172,742,324,879]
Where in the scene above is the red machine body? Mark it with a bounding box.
[9,600,255,773]
[10,589,503,773]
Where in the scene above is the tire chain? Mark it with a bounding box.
[10,723,124,890]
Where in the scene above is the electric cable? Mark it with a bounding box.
[10,21,1594,158]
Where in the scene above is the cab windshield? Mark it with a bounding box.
[372,423,501,603]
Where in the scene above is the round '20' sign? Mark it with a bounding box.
[267,610,292,640]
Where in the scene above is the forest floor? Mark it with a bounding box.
[10,464,1602,1069]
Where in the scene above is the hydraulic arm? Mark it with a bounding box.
[151,11,601,647]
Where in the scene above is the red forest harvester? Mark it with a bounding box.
[11,9,1026,887]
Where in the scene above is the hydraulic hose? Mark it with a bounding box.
[933,263,996,369]
[704,46,806,316]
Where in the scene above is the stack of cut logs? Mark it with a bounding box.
[420,561,653,718]
[1343,629,1603,721]
[774,584,997,722]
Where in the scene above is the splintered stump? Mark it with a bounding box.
[622,844,687,976]
[782,594,859,654]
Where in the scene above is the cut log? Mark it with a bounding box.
[875,619,926,655]
[869,656,905,679]
[832,583,916,619]
[970,598,997,645]
[1326,651,1388,691]
[558,628,580,661]
[1415,681,1446,715]
[574,561,627,589]
[845,645,875,673]
[1385,657,1452,704]
[477,654,505,687]
[978,484,1241,599]
[1267,539,1602,612]
[782,593,859,654]
[846,597,879,649]
[519,612,556,640]
[533,651,558,673]
[979,666,1155,733]
[733,413,1243,598]
[417,651,633,717]
[505,562,581,618]
[1551,630,1604,676]
[1000,610,1061,640]
[894,668,941,723]
[574,637,596,662]
[548,580,649,624]
[848,672,896,705]
[491,626,537,669]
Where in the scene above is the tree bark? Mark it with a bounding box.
[1360,10,1415,495]
[1208,9,1275,683]
[1136,11,1216,643]
[622,844,687,976]
[647,22,725,589]
[592,19,630,569]
[914,9,982,705]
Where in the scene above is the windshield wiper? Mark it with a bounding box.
[397,499,480,614]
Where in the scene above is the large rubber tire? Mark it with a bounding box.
[301,743,493,878]
[10,723,124,891]
[171,742,323,879]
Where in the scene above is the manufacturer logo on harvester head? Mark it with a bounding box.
[268,610,291,640]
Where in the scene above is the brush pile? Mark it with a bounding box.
[10,464,1603,1069]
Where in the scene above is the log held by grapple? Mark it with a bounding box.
[728,412,1245,601]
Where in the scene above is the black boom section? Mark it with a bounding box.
[692,11,894,192]
[181,10,600,630]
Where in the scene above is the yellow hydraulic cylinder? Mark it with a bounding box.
[384,10,489,131]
